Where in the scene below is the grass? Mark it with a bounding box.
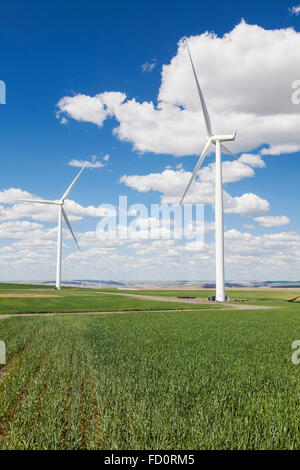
[0,286,300,449]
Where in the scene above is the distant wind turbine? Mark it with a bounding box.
[180,41,238,302]
[17,164,87,290]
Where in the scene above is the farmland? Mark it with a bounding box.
[0,284,300,449]
[106,287,300,306]
[0,284,224,315]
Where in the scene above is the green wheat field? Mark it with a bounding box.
[0,283,300,450]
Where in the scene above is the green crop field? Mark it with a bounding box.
[0,284,300,450]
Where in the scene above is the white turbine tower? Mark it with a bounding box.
[180,42,238,302]
[17,164,87,290]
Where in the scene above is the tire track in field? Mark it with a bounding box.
[0,366,6,383]
[0,303,279,321]
[76,340,87,450]
[87,369,103,449]
[81,362,104,450]
[61,339,77,449]
[79,355,88,450]
[77,345,102,450]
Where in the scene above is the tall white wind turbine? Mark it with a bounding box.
[17,164,87,290]
[180,41,238,302]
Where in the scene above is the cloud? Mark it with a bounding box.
[254,215,290,227]
[289,5,300,15]
[0,187,34,204]
[260,144,300,155]
[68,154,109,169]
[224,193,269,217]
[120,168,269,217]
[56,91,126,127]
[0,213,300,281]
[119,151,268,218]
[56,94,108,126]
[57,21,300,157]
[68,159,103,169]
[0,221,44,239]
[238,153,266,168]
[63,225,300,281]
[0,188,116,222]
[223,230,300,265]
[198,159,255,183]
[141,61,157,73]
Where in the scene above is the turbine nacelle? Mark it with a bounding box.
[210,132,237,143]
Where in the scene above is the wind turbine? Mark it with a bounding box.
[17,164,87,290]
[180,41,238,302]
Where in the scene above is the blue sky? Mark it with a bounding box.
[0,0,300,281]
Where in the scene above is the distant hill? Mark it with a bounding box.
[38,280,300,289]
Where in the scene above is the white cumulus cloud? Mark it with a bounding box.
[120,168,269,217]
[289,5,300,15]
[238,153,266,168]
[254,215,290,227]
[68,154,109,169]
[0,188,116,222]
[260,144,300,155]
[57,21,300,157]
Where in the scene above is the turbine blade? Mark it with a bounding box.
[186,40,213,137]
[180,140,212,205]
[220,144,239,159]
[62,207,80,251]
[15,199,58,205]
[61,163,87,201]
